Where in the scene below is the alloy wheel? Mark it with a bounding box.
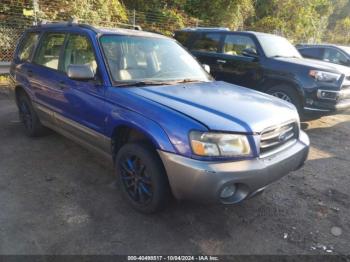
[120,155,153,204]
[271,91,292,103]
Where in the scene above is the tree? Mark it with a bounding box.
[251,0,333,43]
[184,0,255,29]
[37,0,128,26]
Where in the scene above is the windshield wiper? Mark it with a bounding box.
[116,81,174,87]
[116,79,204,87]
[172,79,204,84]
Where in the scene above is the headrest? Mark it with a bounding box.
[120,54,138,70]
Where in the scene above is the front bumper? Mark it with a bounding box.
[304,88,350,112]
[159,131,309,204]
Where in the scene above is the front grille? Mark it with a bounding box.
[260,121,298,156]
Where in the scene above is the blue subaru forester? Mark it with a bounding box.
[10,22,309,213]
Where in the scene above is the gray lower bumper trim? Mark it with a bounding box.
[159,131,309,204]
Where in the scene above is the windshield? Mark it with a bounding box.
[339,46,350,55]
[100,35,211,84]
[257,34,302,58]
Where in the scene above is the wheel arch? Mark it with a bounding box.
[262,78,305,101]
[14,85,29,106]
[110,121,176,162]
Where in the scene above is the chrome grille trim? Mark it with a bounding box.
[260,121,298,157]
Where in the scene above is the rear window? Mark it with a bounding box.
[191,33,221,53]
[17,32,40,61]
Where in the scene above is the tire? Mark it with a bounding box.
[17,91,47,137]
[115,143,171,213]
[267,85,303,115]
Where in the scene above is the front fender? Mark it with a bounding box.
[105,105,177,154]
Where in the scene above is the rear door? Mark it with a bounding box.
[11,31,41,95]
[27,31,68,123]
[213,33,261,88]
[189,32,223,77]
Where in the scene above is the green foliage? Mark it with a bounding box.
[3,0,350,61]
[251,0,333,43]
[326,17,350,43]
[184,0,255,29]
[37,0,127,25]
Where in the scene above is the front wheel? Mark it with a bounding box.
[267,85,304,117]
[115,143,171,213]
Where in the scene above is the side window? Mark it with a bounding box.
[191,33,221,53]
[17,32,40,61]
[223,34,257,56]
[34,33,66,70]
[299,48,323,59]
[323,48,348,65]
[174,31,192,47]
[62,34,97,74]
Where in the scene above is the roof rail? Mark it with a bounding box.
[181,27,230,31]
[114,23,142,31]
[35,19,142,32]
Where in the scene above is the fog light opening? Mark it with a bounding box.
[220,184,237,199]
[306,98,314,105]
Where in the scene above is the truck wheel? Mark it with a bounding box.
[267,85,303,116]
[115,143,171,213]
[17,92,47,137]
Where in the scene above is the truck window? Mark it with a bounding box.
[223,34,257,56]
[33,33,66,70]
[191,33,221,53]
[17,32,40,61]
[174,31,192,47]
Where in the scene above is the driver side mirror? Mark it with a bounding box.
[67,64,95,80]
[242,47,258,59]
[203,64,210,74]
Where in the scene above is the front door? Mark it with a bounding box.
[214,33,261,88]
[59,33,108,153]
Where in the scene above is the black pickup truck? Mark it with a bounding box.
[174,28,350,115]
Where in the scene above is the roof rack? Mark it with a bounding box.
[35,19,142,32]
[180,27,230,31]
[115,23,142,31]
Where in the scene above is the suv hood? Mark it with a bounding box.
[274,57,350,75]
[128,81,299,133]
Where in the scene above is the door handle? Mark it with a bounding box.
[216,59,227,64]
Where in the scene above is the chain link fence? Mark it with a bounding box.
[0,0,214,64]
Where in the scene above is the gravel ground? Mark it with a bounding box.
[0,92,349,255]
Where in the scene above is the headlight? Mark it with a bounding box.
[189,131,251,157]
[309,70,341,82]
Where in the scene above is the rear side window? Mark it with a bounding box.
[17,32,40,61]
[174,31,192,47]
[62,34,97,73]
[223,34,257,56]
[299,47,323,59]
[191,33,221,53]
[34,33,66,70]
